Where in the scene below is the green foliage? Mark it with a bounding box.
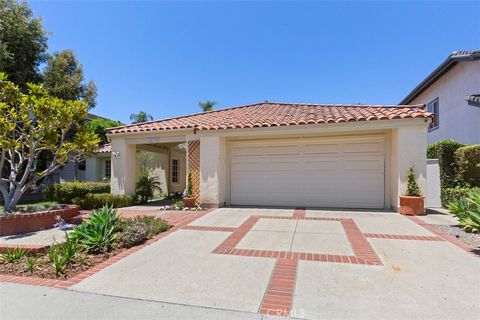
[455,145,480,187]
[73,193,134,210]
[87,118,123,145]
[0,0,48,86]
[70,206,120,253]
[186,172,193,197]
[172,200,185,210]
[0,73,100,212]
[118,216,170,248]
[129,111,153,124]
[406,166,421,196]
[427,140,465,188]
[441,187,474,208]
[198,100,217,112]
[42,50,97,109]
[2,247,27,263]
[47,236,82,276]
[136,173,162,203]
[448,188,480,233]
[25,256,37,274]
[44,182,110,203]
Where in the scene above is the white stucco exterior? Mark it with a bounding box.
[108,118,430,212]
[410,60,480,144]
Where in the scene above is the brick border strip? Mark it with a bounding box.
[406,216,479,258]
[0,209,216,288]
[364,233,444,241]
[259,258,298,316]
[181,225,237,232]
[0,244,49,254]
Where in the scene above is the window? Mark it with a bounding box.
[427,98,439,131]
[171,158,179,184]
[105,160,111,178]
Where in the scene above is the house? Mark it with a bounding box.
[84,143,187,195]
[400,50,480,144]
[106,102,431,211]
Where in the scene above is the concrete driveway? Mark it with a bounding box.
[69,208,480,320]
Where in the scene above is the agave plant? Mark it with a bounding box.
[448,188,480,233]
[70,205,120,253]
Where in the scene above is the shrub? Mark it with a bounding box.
[441,187,474,208]
[118,215,170,248]
[2,247,27,263]
[47,238,81,276]
[406,166,421,196]
[448,188,480,233]
[455,145,480,187]
[73,193,134,210]
[45,182,110,203]
[172,199,185,210]
[70,206,120,253]
[135,173,162,204]
[428,140,465,188]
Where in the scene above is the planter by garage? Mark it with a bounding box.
[399,196,425,216]
[183,197,196,208]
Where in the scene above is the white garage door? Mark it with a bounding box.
[230,136,385,209]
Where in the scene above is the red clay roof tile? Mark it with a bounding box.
[107,102,430,134]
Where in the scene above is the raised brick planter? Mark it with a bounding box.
[0,205,80,236]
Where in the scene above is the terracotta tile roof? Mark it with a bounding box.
[96,144,111,153]
[108,102,430,134]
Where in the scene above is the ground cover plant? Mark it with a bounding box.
[448,188,480,233]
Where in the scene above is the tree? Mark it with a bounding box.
[0,0,48,87]
[198,100,217,112]
[87,118,123,145]
[0,73,100,212]
[130,111,153,124]
[42,50,97,109]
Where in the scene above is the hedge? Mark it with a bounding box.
[44,182,110,203]
[427,139,465,188]
[455,145,480,187]
[72,193,134,210]
[440,187,474,208]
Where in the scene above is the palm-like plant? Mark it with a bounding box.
[136,174,162,203]
[130,111,153,123]
[198,100,217,112]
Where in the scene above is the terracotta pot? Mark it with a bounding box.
[183,197,196,208]
[399,196,425,216]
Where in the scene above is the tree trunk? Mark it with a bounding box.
[3,188,24,213]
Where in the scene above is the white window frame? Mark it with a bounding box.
[427,98,439,131]
[171,158,180,185]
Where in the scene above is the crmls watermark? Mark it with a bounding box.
[265,308,306,318]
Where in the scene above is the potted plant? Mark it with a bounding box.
[183,172,196,208]
[399,165,425,216]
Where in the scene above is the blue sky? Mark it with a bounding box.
[29,0,480,124]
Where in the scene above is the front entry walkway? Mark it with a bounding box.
[69,208,479,319]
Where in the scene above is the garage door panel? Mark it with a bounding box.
[230,136,385,209]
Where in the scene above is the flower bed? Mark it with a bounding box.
[0,205,80,237]
[0,207,171,280]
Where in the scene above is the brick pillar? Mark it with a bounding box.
[187,140,200,206]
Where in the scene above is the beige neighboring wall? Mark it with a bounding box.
[111,138,137,195]
[410,60,480,144]
[389,125,428,210]
[198,136,227,207]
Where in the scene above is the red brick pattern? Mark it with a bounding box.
[292,208,306,219]
[0,205,80,236]
[364,233,444,241]
[407,216,479,258]
[259,258,298,316]
[341,219,382,265]
[0,244,49,254]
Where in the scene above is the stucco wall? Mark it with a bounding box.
[410,61,480,144]
[199,136,227,207]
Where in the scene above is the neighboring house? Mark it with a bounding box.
[106,102,431,211]
[400,50,480,144]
